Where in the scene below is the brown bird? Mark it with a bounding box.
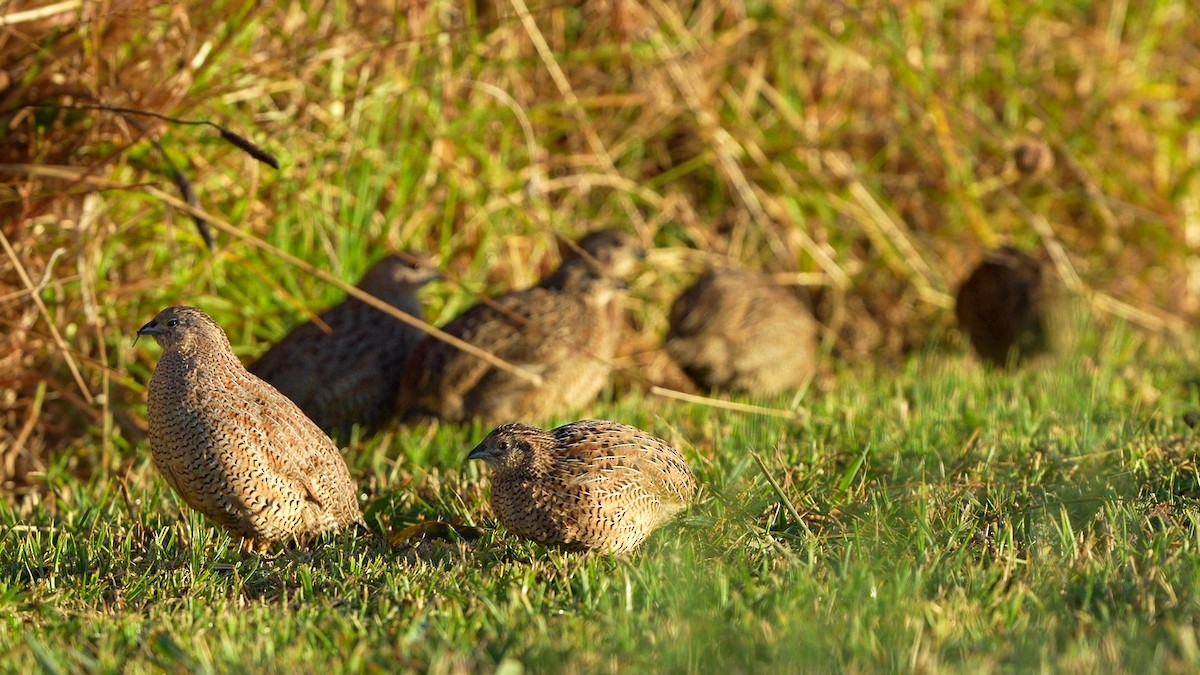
[467,419,697,553]
[397,230,643,426]
[539,228,645,291]
[248,253,439,435]
[1012,138,1055,179]
[666,267,819,395]
[955,246,1054,367]
[138,306,364,549]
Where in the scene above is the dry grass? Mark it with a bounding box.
[2,0,1198,495]
[1,0,253,495]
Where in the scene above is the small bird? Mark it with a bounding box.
[1012,138,1055,179]
[539,228,645,291]
[666,267,819,395]
[138,306,364,549]
[397,230,644,426]
[955,246,1052,367]
[467,419,697,553]
[248,253,439,435]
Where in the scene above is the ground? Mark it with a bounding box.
[6,315,1200,670]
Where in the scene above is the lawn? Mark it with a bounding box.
[6,323,1200,671]
[2,0,1198,672]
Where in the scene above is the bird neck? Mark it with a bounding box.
[167,333,238,365]
[357,284,421,316]
[494,451,555,482]
[528,450,559,476]
[539,259,594,290]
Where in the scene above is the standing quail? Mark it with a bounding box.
[138,306,364,548]
[666,267,819,395]
[955,246,1053,367]
[397,230,643,426]
[248,254,439,434]
[467,419,696,553]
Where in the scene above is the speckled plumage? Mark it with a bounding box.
[397,230,643,426]
[249,254,438,434]
[666,267,819,395]
[955,246,1052,367]
[467,419,696,553]
[139,306,364,548]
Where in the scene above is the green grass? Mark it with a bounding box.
[5,0,1200,671]
[7,320,1200,672]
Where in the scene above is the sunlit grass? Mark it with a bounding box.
[7,323,1200,670]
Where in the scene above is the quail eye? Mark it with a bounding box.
[497,440,510,452]
[166,319,180,327]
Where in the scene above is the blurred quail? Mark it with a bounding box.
[666,267,819,395]
[611,334,701,396]
[467,419,696,553]
[540,228,645,342]
[397,230,643,426]
[955,246,1052,367]
[138,306,364,548]
[1012,138,1055,179]
[540,228,645,291]
[249,254,438,434]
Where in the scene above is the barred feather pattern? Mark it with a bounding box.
[249,254,437,434]
[468,419,696,554]
[141,306,363,547]
[398,230,643,427]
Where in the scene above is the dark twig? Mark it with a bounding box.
[2,102,280,249]
[0,103,280,169]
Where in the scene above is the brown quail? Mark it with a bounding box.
[539,228,645,291]
[397,230,643,426]
[138,306,364,548]
[467,419,697,553]
[1012,138,1055,179]
[666,267,819,395]
[955,246,1053,367]
[248,254,438,434]
[540,228,645,344]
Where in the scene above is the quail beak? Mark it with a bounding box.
[134,320,162,346]
[137,321,163,336]
[466,442,492,462]
[635,246,648,261]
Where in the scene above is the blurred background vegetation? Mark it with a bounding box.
[1,0,1197,499]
